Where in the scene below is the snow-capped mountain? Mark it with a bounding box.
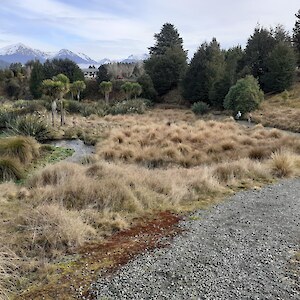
[0,43,149,66]
[0,43,97,65]
[121,53,149,63]
[98,58,111,65]
[0,43,49,64]
[53,49,97,64]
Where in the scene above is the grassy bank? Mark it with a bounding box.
[252,83,300,132]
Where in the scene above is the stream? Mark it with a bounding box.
[48,139,95,163]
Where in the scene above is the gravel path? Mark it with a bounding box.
[91,179,300,300]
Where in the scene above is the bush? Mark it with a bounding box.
[224,75,264,114]
[12,100,46,113]
[80,102,109,117]
[7,115,52,142]
[109,99,146,115]
[0,109,18,129]
[64,100,83,114]
[0,136,40,164]
[0,157,24,181]
[191,101,210,115]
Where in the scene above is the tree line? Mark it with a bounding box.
[144,13,299,107]
[1,9,300,112]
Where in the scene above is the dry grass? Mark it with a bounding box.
[0,247,18,300]
[252,83,300,132]
[16,204,96,258]
[97,118,300,167]
[0,136,39,164]
[270,150,300,178]
[0,157,24,182]
[0,107,299,298]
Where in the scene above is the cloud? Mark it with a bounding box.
[0,0,299,59]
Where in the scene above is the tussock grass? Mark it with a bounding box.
[97,119,299,167]
[0,247,18,300]
[252,83,300,132]
[0,157,24,182]
[0,107,300,298]
[0,136,39,164]
[270,150,299,178]
[16,204,96,258]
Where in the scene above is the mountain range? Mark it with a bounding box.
[0,43,149,67]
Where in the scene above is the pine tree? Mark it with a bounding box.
[245,26,276,89]
[29,61,45,99]
[262,42,296,92]
[149,23,184,55]
[209,46,245,109]
[182,38,225,105]
[97,65,109,83]
[137,74,157,101]
[293,9,300,65]
[145,23,187,96]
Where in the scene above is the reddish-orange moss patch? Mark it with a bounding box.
[17,211,182,300]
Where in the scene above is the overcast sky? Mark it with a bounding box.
[0,0,299,60]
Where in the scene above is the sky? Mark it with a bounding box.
[0,0,299,60]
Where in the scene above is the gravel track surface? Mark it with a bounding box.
[91,179,300,299]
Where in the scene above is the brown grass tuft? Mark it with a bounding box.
[17,204,96,258]
[0,136,39,164]
[270,150,296,178]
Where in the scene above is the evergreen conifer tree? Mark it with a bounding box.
[293,9,300,65]
[145,23,187,96]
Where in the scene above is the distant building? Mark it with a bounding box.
[82,66,98,79]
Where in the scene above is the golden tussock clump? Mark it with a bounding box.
[269,150,300,178]
[97,117,299,168]
[16,204,96,258]
[0,136,39,164]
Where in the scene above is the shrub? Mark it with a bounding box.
[0,157,24,181]
[7,115,52,142]
[0,136,39,164]
[191,101,210,115]
[0,109,18,129]
[109,99,146,115]
[79,102,108,117]
[12,100,46,113]
[224,75,264,114]
[64,100,83,114]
